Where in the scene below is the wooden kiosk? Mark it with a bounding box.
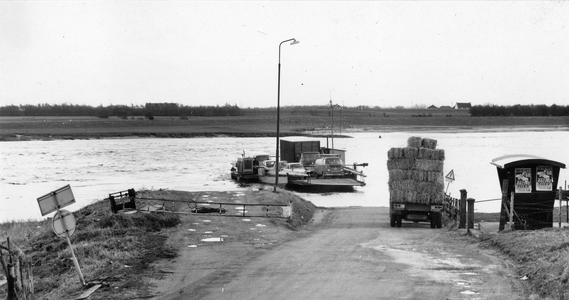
[491,154,566,230]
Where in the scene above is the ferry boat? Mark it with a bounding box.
[230,137,367,190]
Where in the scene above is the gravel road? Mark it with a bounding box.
[154,207,524,300]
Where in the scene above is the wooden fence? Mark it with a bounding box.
[107,189,292,219]
[0,238,34,300]
[443,194,460,221]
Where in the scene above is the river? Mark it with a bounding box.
[1,130,568,222]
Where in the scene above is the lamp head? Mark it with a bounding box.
[290,39,299,45]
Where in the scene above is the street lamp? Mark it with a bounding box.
[275,38,299,192]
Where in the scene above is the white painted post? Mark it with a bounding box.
[54,192,85,286]
[559,187,562,229]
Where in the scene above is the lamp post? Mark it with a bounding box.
[275,38,299,192]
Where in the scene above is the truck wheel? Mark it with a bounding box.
[396,215,402,228]
[430,217,436,228]
[390,214,395,227]
[436,214,443,228]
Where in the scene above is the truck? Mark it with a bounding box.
[390,201,443,228]
[387,137,445,229]
[280,137,321,173]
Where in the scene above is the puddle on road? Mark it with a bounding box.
[460,290,480,295]
[242,219,251,222]
[202,237,224,242]
[256,224,267,227]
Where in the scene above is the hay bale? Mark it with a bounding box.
[402,147,419,159]
[411,170,427,182]
[388,169,408,181]
[417,148,445,160]
[407,136,423,148]
[421,138,438,149]
[387,159,415,170]
[388,138,445,204]
[387,148,402,160]
[414,159,444,172]
[427,171,444,184]
[388,147,419,160]
[388,180,417,191]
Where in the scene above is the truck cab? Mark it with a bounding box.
[231,157,258,182]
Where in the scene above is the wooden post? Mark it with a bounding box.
[467,198,475,231]
[6,238,16,300]
[499,179,509,231]
[459,189,467,229]
[559,187,563,229]
[510,192,515,230]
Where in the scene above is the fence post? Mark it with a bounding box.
[499,179,509,231]
[467,198,475,232]
[559,187,563,228]
[6,238,16,300]
[459,189,467,229]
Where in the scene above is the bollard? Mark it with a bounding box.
[467,198,475,231]
[459,189,467,229]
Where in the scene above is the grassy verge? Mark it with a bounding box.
[481,228,569,299]
[0,197,181,299]
[0,188,315,299]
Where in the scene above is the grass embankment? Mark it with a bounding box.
[482,229,569,299]
[475,208,569,299]
[0,188,316,299]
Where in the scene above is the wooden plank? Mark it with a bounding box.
[75,284,102,300]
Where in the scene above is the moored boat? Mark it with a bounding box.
[230,137,367,190]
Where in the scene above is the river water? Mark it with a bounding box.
[1,130,568,222]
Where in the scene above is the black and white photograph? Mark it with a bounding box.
[1,1,568,299]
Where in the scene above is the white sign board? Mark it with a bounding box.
[445,170,455,182]
[37,185,76,216]
[52,209,76,238]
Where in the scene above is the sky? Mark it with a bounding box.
[1,1,568,109]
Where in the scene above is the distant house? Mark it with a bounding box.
[427,105,438,109]
[454,102,472,110]
[439,106,453,110]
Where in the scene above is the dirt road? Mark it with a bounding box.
[152,207,524,300]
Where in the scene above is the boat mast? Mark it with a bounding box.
[330,91,334,150]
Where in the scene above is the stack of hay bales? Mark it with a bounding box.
[387,137,445,204]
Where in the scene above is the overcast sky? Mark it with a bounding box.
[1,1,568,109]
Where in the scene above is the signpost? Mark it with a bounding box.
[37,184,75,216]
[37,185,86,286]
[445,170,455,194]
[52,209,76,238]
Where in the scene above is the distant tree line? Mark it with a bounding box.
[0,103,242,118]
[470,104,569,117]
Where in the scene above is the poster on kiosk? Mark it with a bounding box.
[536,165,553,191]
[514,168,531,193]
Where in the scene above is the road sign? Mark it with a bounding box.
[37,185,76,216]
[445,170,455,181]
[52,209,76,238]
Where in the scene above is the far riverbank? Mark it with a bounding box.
[0,115,567,141]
